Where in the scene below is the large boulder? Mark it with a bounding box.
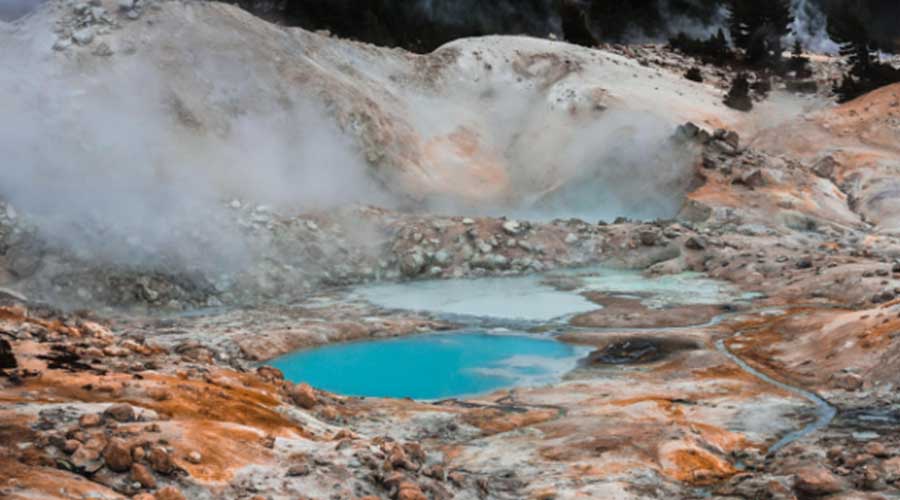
[793,466,844,497]
[290,382,318,409]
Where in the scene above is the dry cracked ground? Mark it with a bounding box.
[2,1,900,499]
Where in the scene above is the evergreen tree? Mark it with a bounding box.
[685,67,704,82]
[788,40,812,79]
[589,0,660,42]
[559,0,597,48]
[724,72,753,111]
[668,28,733,66]
[727,0,793,66]
[827,1,900,102]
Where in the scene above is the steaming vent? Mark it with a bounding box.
[0,0,716,308]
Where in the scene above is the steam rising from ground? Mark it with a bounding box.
[0,11,696,281]
[406,83,695,222]
[0,22,391,273]
[788,0,839,54]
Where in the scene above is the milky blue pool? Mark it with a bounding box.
[269,331,588,400]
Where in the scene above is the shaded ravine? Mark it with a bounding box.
[715,338,837,455]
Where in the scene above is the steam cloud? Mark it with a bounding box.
[0,20,392,274]
[788,0,839,54]
[0,4,696,286]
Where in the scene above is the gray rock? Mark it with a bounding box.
[739,169,767,188]
[812,156,838,179]
[399,251,426,277]
[53,37,73,51]
[674,122,700,141]
[433,250,451,266]
[638,230,658,246]
[472,254,509,270]
[501,220,522,236]
[72,28,95,46]
[723,130,740,150]
[709,138,738,156]
[685,236,706,250]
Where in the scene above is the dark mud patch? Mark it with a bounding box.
[0,338,17,370]
[832,407,900,430]
[36,345,105,374]
[570,293,725,328]
[582,337,701,366]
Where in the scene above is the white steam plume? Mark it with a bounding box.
[0,19,392,274]
[787,0,839,54]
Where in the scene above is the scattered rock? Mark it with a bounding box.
[79,413,102,427]
[70,445,103,472]
[185,450,202,464]
[63,439,80,454]
[102,438,133,472]
[739,169,767,189]
[502,220,522,236]
[433,249,451,266]
[104,403,135,422]
[290,382,318,409]
[472,254,509,270]
[286,463,310,476]
[639,230,658,246]
[812,156,838,179]
[53,37,73,51]
[256,365,284,381]
[72,28,95,46]
[796,257,813,269]
[864,441,889,458]
[832,372,864,391]
[131,463,156,489]
[156,486,187,500]
[793,466,844,497]
[399,251,426,277]
[722,130,740,150]
[685,236,706,250]
[148,446,174,474]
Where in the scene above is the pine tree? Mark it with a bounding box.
[559,0,597,48]
[788,40,812,79]
[724,73,753,111]
[727,0,793,66]
[667,28,733,66]
[589,0,660,42]
[827,1,900,102]
[685,67,704,82]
